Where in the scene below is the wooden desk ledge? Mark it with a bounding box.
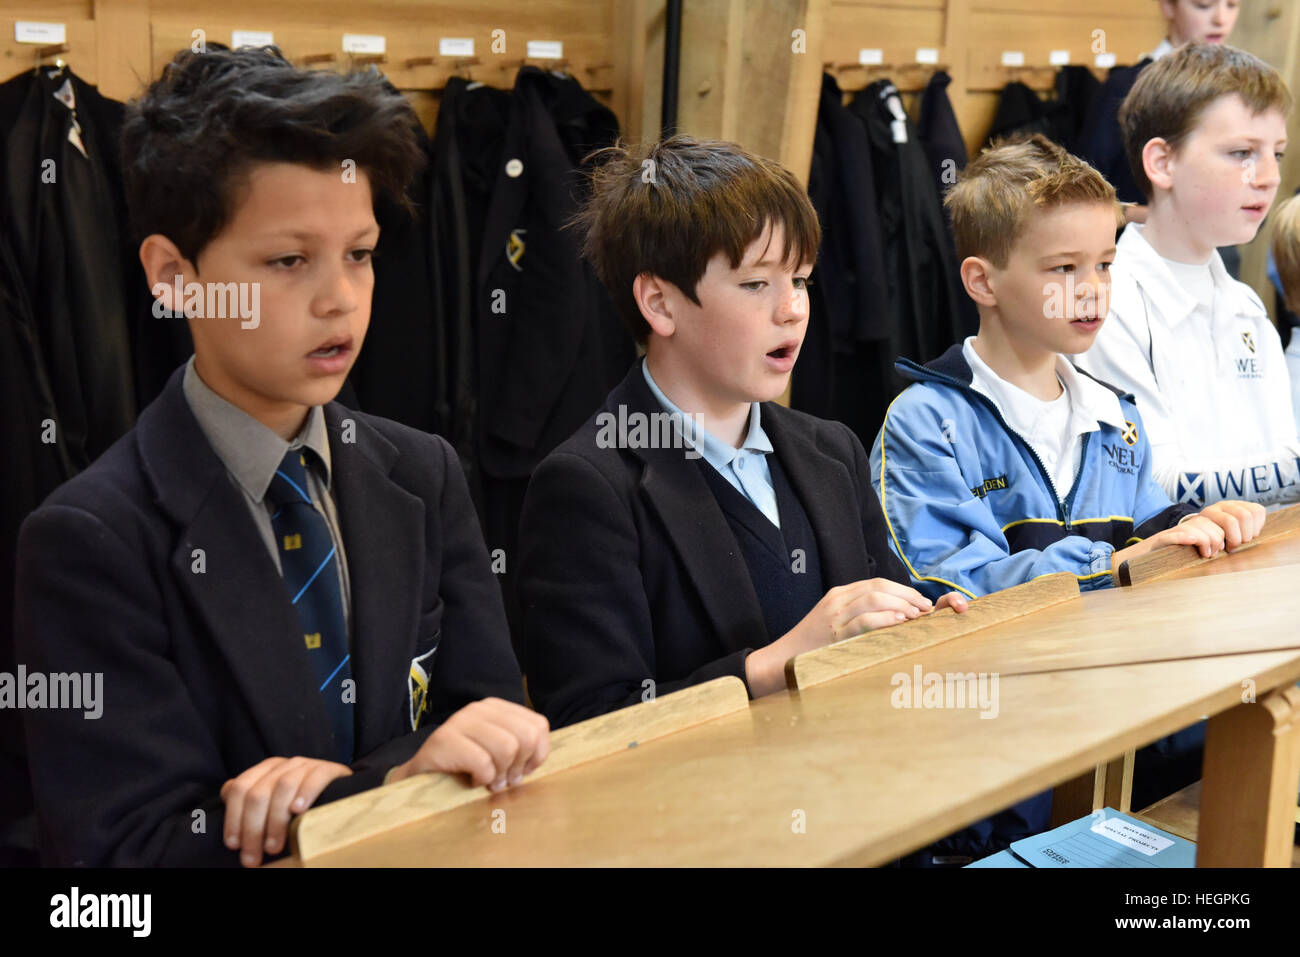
[784,572,1079,691]
[285,675,749,864]
[1116,501,1300,586]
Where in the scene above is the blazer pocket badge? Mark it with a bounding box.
[408,631,441,732]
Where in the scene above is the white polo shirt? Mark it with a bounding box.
[964,338,1128,501]
[1073,223,1300,507]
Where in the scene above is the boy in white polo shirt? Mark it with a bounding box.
[1075,43,1299,509]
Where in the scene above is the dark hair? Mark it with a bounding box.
[570,134,821,344]
[1120,42,1291,200]
[121,45,426,266]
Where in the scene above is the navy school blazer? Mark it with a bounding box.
[14,365,524,866]
[518,362,912,728]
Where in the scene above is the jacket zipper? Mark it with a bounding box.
[896,358,1089,529]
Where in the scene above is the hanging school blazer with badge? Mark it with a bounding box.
[14,366,524,867]
[517,362,911,729]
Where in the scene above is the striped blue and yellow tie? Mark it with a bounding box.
[266,448,354,763]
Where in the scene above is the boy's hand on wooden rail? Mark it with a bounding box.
[745,581,969,696]
[1194,500,1266,552]
[387,697,550,792]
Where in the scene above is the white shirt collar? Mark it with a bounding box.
[1147,38,1175,61]
[1115,222,1258,328]
[964,337,1128,436]
[640,358,773,468]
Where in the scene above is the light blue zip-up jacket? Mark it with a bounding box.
[869,345,1196,600]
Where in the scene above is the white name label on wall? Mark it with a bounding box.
[858,48,883,66]
[915,48,939,65]
[342,34,386,55]
[1000,51,1025,68]
[232,31,275,49]
[527,40,564,60]
[1050,50,1071,66]
[15,21,67,44]
[440,38,475,57]
[1095,52,1117,68]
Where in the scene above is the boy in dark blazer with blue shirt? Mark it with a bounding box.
[518,136,969,730]
[14,47,548,867]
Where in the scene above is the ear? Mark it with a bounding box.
[633,273,678,339]
[959,256,998,308]
[139,234,196,315]
[1158,1,1178,33]
[1141,137,1175,194]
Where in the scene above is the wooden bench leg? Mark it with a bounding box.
[1100,750,1135,813]
[1197,686,1300,867]
[1051,750,1134,826]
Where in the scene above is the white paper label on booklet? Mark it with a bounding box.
[915,47,939,65]
[342,34,386,55]
[16,21,67,44]
[858,48,883,66]
[440,37,474,57]
[1001,51,1025,68]
[1090,818,1173,856]
[232,31,274,49]
[527,40,564,60]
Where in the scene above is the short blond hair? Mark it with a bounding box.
[1272,195,1300,313]
[944,133,1123,268]
[1121,43,1291,200]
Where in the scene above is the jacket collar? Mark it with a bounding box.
[1115,222,1260,329]
[898,342,1131,431]
[603,364,872,654]
[137,365,420,758]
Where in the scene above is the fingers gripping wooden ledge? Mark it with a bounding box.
[784,572,1080,691]
[288,676,749,864]
[1116,502,1300,587]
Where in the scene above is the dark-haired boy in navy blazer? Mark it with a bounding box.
[13,47,547,867]
[518,136,970,730]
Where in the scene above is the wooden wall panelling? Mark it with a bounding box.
[611,0,649,146]
[93,0,148,99]
[666,0,828,187]
[143,2,621,135]
[0,17,96,86]
[953,2,1166,152]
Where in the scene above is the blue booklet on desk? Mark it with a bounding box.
[1007,808,1195,868]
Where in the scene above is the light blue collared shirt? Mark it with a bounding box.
[641,359,781,528]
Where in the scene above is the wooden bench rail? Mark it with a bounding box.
[1116,502,1300,587]
[288,675,749,863]
[785,572,1079,691]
